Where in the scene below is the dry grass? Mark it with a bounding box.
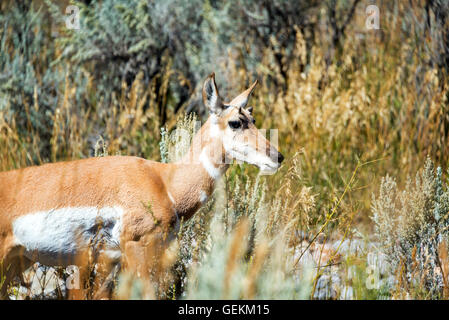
[1,1,449,299]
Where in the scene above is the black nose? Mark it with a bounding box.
[278,152,284,164]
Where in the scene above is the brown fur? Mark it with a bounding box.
[0,74,282,299]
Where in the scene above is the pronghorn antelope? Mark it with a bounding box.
[0,73,283,299]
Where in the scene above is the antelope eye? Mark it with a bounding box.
[251,118,256,124]
[228,120,241,129]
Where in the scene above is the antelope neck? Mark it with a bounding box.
[163,118,229,220]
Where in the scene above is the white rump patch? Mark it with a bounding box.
[12,206,123,266]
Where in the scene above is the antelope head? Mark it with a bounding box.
[201,73,284,174]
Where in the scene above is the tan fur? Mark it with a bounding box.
[0,73,283,299]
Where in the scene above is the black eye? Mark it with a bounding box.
[251,118,256,124]
[228,120,241,129]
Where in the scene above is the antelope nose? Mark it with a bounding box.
[278,152,284,164]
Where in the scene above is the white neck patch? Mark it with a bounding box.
[199,149,222,180]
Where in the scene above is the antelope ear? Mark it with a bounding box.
[229,80,258,108]
[202,73,224,115]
